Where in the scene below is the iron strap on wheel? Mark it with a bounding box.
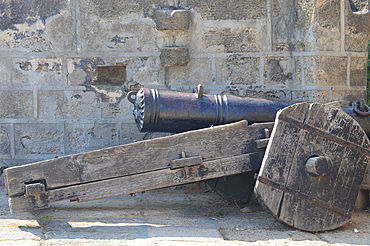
[278,115,370,157]
[257,176,352,218]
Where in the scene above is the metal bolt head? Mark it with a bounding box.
[305,156,332,177]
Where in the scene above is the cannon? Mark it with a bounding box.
[127,87,370,204]
[4,87,370,232]
[127,86,370,134]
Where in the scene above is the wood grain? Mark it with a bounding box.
[6,120,262,196]
[6,121,273,214]
[255,102,370,232]
[9,152,259,214]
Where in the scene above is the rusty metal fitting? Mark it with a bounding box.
[353,98,370,116]
[305,156,332,177]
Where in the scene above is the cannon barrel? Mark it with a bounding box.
[128,87,370,134]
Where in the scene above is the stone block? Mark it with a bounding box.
[211,86,289,99]
[67,57,161,104]
[345,5,370,52]
[295,0,315,30]
[68,57,128,87]
[313,0,341,51]
[121,123,171,145]
[271,0,295,51]
[127,57,162,86]
[79,12,157,52]
[331,89,367,106]
[38,90,98,119]
[101,102,126,119]
[164,59,212,86]
[313,25,341,51]
[292,57,303,86]
[217,86,243,96]
[202,26,264,53]
[67,57,106,86]
[65,124,86,154]
[160,47,190,67]
[0,58,9,85]
[90,85,125,103]
[155,9,190,30]
[12,58,64,86]
[189,0,266,20]
[291,90,330,103]
[101,99,137,121]
[80,0,152,19]
[244,89,289,99]
[68,57,161,88]
[65,123,119,154]
[14,124,62,155]
[217,56,260,85]
[0,124,11,154]
[0,2,75,52]
[81,0,266,21]
[346,30,368,52]
[304,56,347,85]
[350,57,368,86]
[264,57,293,87]
[120,124,146,144]
[294,0,331,52]
[0,91,33,118]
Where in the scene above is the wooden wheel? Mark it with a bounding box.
[255,103,370,232]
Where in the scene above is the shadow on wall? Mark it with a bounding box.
[349,0,369,13]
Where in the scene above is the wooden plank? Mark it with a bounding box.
[170,156,202,169]
[8,152,260,214]
[255,138,269,149]
[254,105,305,216]
[255,102,369,232]
[6,120,267,197]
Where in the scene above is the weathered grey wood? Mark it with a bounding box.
[170,156,203,169]
[5,121,274,214]
[255,138,270,149]
[6,120,271,197]
[8,152,259,214]
[255,102,370,232]
[25,183,46,196]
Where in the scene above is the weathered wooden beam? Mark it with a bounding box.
[8,152,259,214]
[6,120,270,197]
[5,120,274,214]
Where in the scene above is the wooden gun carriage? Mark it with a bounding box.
[4,87,370,232]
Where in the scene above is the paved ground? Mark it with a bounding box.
[0,184,370,246]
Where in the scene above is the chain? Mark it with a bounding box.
[354,98,370,116]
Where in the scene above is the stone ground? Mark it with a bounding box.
[0,184,370,246]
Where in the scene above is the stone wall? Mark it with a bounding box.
[0,0,369,169]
